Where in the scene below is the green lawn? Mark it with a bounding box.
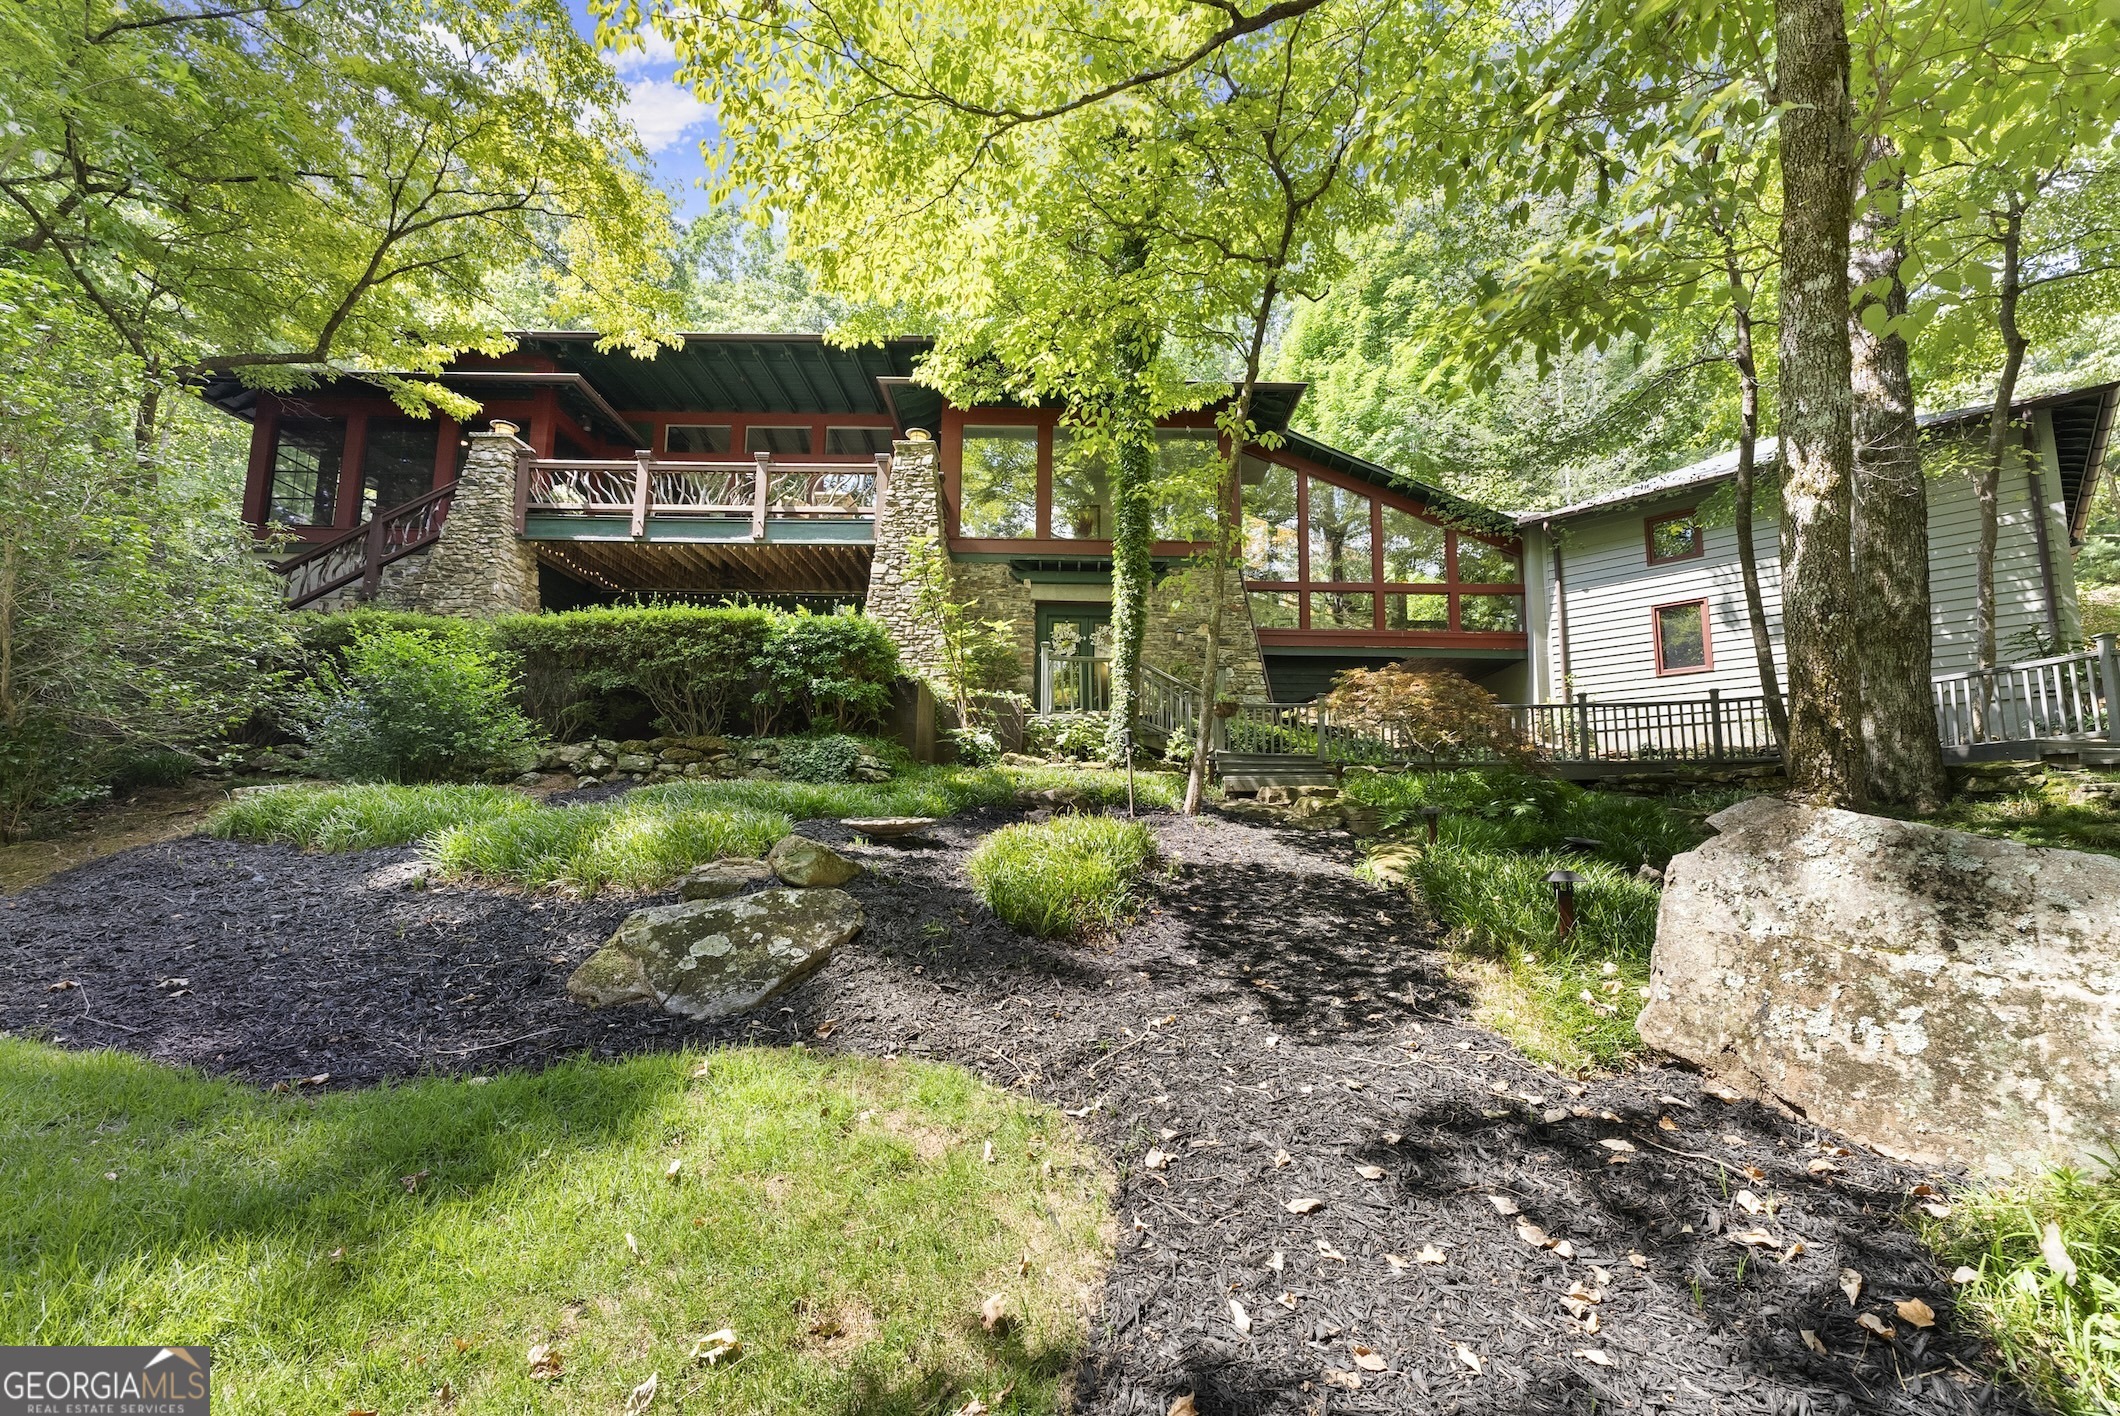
[0,1039,1111,1415]
[207,765,1193,895]
[1919,772,2120,860]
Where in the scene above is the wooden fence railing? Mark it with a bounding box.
[276,482,457,609]
[1933,636,2119,749]
[521,450,892,539]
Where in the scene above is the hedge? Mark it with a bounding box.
[289,605,900,742]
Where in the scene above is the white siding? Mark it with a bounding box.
[1521,425,2078,703]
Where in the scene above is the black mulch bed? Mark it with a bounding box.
[0,806,2023,1416]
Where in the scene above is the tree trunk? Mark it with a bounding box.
[1103,238,1156,764]
[132,373,163,490]
[1725,300,1789,752]
[1977,195,2028,672]
[1773,0,1867,807]
[1849,136,1946,811]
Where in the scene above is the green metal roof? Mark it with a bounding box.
[514,333,930,415]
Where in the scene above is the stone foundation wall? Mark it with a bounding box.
[1141,562,1269,701]
[379,427,541,618]
[952,560,1039,695]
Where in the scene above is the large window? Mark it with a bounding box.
[959,425,1039,538]
[269,418,343,526]
[667,424,732,454]
[1051,427,1111,538]
[1153,429,1220,542]
[361,418,436,517]
[1654,600,1711,674]
[1383,507,1446,583]
[825,426,892,455]
[746,426,814,456]
[1240,457,1298,579]
[1306,480,1372,584]
[1457,536,1521,584]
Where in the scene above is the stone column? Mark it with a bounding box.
[864,438,949,679]
[388,423,542,618]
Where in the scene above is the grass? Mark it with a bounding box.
[1916,772,2120,861]
[1350,768,1691,1071]
[206,764,1194,895]
[1918,1164,2120,1415]
[0,1037,1111,1416]
[965,815,1158,940]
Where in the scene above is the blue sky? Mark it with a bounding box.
[567,0,721,220]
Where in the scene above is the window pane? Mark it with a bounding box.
[825,426,892,455]
[1657,602,1708,670]
[361,418,435,516]
[269,418,343,526]
[1382,507,1446,582]
[666,425,733,454]
[1385,592,1449,630]
[746,426,814,455]
[1309,590,1375,629]
[1240,456,1298,580]
[1248,590,1298,628]
[1648,514,1702,562]
[1306,481,1373,584]
[1051,427,1112,539]
[1456,536,1521,584]
[1460,594,1525,631]
[1153,429,1221,541]
[959,425,1038,538]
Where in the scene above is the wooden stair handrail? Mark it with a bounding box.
[273,481,458,575]
[275,481,458,609]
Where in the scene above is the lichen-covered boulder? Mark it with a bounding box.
[568,888,861,1020]
[767,834,861,887]
[1638,796,2120,1174]
[678,857,774,900]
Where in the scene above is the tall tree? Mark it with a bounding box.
[1773,0,1866,805]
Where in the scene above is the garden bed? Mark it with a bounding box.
[0,799,2025,1414]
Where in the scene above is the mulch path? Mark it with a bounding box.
[0,804,2023,1416]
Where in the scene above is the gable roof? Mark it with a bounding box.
[1521,381,2118,542]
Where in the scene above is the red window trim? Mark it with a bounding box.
[1651,597,1714,676]
[1645,507,1705,565]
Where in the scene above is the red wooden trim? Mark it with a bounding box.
[243,393,280,528]
[531,387,559,457]
[946,537,1210,556]
[1651,596,1714,675]
[335,413,369,531]
[1645,507,1705,565]
[432,416,459,491]
[1295,473,1310,627]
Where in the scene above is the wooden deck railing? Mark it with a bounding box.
[1933,636,2119,749]
[522,450,892,539]
[275,482,456,608]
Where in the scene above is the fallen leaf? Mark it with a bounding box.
[1840,1268,1864,1306]
[1628,1252,1648,1269]
[623,1371,658,1414]
[1658,1116,1678,1131]
[1267,1249,1284,1272]
[665,1158,682,1182]
[1950,1265,1979,1284]
[625,1231,641,1262]
[1160,1128,1180,1141]
[400,1170,428,1193]
[1350,1344,1387,1372]
[1742,1165,1767,1181]
[1486,1194,1520,1215]
[1286,1197,1323,1214]
[1515,1219,1551,1247]
[980,1293,1011,1334]
[1896,1298,1935,1328]
[1229,1299,1251,1335]
[2041,1223,2079,1284]
[1384,1253,1410,1271]
[1856,1312,1896,1339]
[1272,1148,1292,1168]
[526,1343,563,1381]
[1808,1158,1840,1175]
[1591,1264,1613,1286]
[1381,1131,1403,1144]
[814,1018,838,1039]
[1456,1342,1484,1374]
[1355,1164,1386,1180]
[1565,1280,1604,1304]
[1314,1239,1347,1263]
[982,1141,994,1164]
[1417,1244,1448,1265]
[1574,1348,1615,1367]
[1800,1329,1828,1356]
[1323,1370,1361,1390]
[1167,1396,1198,1416]
[1919,1201,1951,1219]
[1144,1149,1170,1170]
[1276,1291,1297,1309]
[1553,1239,1577,1259]
[1734,1190,1764,1214]
[952,1398,987,1416]
[688,1330,739,1366]
[46,980,78,992]
[1731,1228,1776,1247]
[1599,1138,1636,1154]
[451,1336,471,1352]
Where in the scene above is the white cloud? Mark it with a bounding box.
[603,31,680,77]
[621,77,709,154]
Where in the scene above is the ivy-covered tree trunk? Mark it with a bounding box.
[1850,137,1947,811]
[1773,0,1867,807]
[1103,240,1157,764]
[1978,196,2028,673]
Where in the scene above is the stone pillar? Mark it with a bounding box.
[864,438,949,679]
[387,423,542,618]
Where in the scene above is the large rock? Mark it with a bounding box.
[567,888,861,1019]
[1638,797,2120,1174]
[678,857,774,900]
[767,834,861,886]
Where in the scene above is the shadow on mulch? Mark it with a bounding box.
[0,804,2029,1416]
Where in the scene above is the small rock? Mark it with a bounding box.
[1636,864,1665,886]
[615,752,655,773]
[679,858,774,900]
[767,835,862,887]
[566,944,656,1008]
[514,771,544,786]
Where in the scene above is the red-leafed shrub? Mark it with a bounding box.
[1320,663,1535,765]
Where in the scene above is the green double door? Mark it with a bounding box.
[1036,605,1111,713]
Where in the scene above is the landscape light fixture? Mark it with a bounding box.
[905,427,932,441]
[1420,805,1442,845]
[1544,868,1581,944]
